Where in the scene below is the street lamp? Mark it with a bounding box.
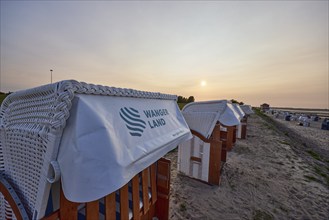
[50,69,53,83]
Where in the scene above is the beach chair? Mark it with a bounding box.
[178,112,222,185]
[0,80,192,219]
[232,104,246,139]
[178,100,240,185]
[240,105,254,116]
[240,105,254,138]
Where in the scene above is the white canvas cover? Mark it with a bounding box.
[182,100,240,138]
[240,105,254,115]
[182,112,218,138]
[232,104,245,120]
[58,94,192,202]
[219,103,242,126]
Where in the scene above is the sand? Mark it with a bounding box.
[164,113,329,220]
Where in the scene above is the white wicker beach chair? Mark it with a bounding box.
[178,100,240,185]
[0,80,191,220]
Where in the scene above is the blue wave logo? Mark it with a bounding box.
[119,107,146,137]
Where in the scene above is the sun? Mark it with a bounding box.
[201,80,207,87]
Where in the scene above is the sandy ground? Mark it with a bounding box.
[164,113,329,220]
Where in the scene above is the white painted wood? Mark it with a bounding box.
[237,124,242,139]
[201,142,210,181]
[178,140,191,175]
[178,135,210,182]
[192,163,199,178]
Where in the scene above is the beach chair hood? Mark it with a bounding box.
[240,105,254,115]
[58,91,192,202]
[232,104,245,120]
[219,103,242,126]
[182,100,240,138]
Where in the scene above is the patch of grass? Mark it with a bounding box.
[179,203,187,212]
[254,108,282,134]
[307,150,321,161]
[254,108,270,118]
[253,209,274,220]
[303,175,321,183]
[255,108,277,123]
[314,166,326,178]
[279,140,291,146]
[313,166,329,186]
[177,103,187,110]
[0,93,8,105]
[265,123,275,130]
[254,108,263,115]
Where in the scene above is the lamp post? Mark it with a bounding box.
[50,69,53,83]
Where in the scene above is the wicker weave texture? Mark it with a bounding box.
[0,83,63,219]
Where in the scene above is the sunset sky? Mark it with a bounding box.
[1,1,328,108]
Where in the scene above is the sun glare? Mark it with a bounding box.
[201,80,207,87]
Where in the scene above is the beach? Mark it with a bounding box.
[165,113,329,219]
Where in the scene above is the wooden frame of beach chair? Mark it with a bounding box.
[1,158,171,220]
[232,126,237,144]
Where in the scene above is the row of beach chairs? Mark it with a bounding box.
[0,80,253,219]
[269,110,327,128]
[178,101,253,185]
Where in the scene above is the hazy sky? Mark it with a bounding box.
[1,1,328,108]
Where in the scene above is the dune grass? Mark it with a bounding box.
[307,150,321,161]
[0,93,7,105]
[177,103,187,110]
